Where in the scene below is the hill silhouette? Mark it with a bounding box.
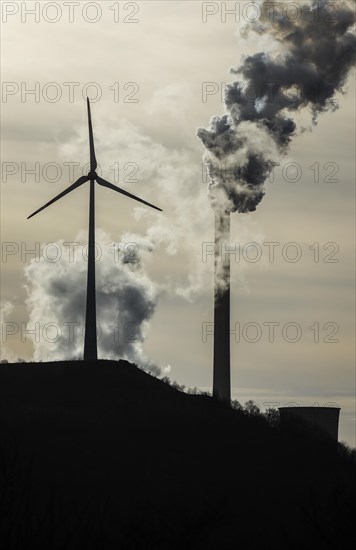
[1,360,355,549]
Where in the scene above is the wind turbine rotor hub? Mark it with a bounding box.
[88,170,97,180]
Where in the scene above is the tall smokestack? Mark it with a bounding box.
[198,0,355,400]
[213,210,231,401]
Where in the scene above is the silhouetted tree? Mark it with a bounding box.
[264,407,279,427]
[243,400,261,416]
[231,399,243,411]
[171,381,185,392]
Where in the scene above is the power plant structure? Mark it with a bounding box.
[28,98,162,361]
[212,209,231,402]
[279,406,341,444]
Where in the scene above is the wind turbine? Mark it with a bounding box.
[28,98,162,361]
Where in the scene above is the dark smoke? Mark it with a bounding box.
[197,0,356,213]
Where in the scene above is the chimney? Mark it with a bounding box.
[213,209,231,402]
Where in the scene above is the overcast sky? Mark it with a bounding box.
[1,1,355,445]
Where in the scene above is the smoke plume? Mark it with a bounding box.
[0,300,18,362]
[24,230,162,375]
[197,0,356,213]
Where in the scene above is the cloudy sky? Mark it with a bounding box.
[1,1,355,445]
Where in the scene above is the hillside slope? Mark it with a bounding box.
[1,360,355,549]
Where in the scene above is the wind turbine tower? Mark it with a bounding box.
[28,99,162,361]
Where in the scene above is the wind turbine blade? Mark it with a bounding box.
[87,98,97,171]
[27,176,89,219]
[96,176,163,212]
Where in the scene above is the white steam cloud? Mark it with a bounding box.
[24,229,162,374]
